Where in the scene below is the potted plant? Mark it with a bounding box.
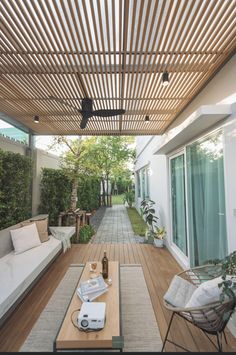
[123,190,135,208]
[153,227,166,248]
[140,199,159,244]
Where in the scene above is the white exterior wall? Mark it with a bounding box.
[135,54,236,336]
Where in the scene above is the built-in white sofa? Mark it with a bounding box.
[0,215,62,325]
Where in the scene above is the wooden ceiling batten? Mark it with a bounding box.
[0,0,235,135]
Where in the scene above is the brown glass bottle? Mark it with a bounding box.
[102,250,108,279]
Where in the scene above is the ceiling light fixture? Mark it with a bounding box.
[162,71,169,86]
[145,115,150,123]
[33,115,40,123]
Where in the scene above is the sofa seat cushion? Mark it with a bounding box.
[0,236,62,320]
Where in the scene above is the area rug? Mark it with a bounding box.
[20,264,162,352]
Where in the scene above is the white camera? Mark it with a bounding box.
[77,302,106,330]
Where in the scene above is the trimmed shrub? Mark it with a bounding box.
[77,176,100,212]
[39,169,101,225]
[71,224,95,244]
[38,168,71,225]
[0,149,32,229]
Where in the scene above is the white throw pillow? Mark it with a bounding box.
[10,223,42,254]
[164,275,197,308]
[185,276,223,308]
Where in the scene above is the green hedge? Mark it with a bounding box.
[77,176,100,212]
[0,149,32,230]
[38,168,72,226]
[39,169,100,225]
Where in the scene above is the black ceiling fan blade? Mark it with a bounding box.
[48,96,82,113]
[80,111,92,129]
[80,117,89,129]
[93,109,125,117]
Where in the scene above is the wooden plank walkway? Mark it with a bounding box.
[0,244,235,352]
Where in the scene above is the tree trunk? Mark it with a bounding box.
[70,178,79,211]
[106,174,109,206]
[101,177,106,206]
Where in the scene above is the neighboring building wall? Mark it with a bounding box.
[0,135,27,155]
[32,148,60,216]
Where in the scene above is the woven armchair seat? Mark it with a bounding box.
[162,264,236,352]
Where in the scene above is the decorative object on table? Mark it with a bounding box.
[102,250,109,279]
[141,199,159,244]
[153,227,166,248]
[77,275,108,302]
[90,262,97,273]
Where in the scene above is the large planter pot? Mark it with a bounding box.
[154,238,164,248]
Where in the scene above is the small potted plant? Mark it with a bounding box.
[153,227,166,248]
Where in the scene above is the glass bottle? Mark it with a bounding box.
[102,250,108,279]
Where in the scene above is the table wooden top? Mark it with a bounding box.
[55,261,121,350]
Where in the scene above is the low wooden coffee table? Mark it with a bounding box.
[54,261,123,351]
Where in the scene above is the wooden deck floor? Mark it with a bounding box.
[0,243,236,352]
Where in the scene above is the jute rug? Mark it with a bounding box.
[20,264,162,352]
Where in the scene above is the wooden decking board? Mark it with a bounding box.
[126,243,135,264]
[137,244,177,352]
[144,245,217,352]
[0,244,236,352]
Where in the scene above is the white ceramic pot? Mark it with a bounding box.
[154,238,164,248]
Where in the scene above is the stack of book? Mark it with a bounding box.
[77,275,108,302]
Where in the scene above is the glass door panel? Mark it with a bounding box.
[170,154,188,256]
[187,131,227,266]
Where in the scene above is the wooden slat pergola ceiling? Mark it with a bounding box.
[0,0,235,136]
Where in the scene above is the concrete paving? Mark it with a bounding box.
[91,204,143,244]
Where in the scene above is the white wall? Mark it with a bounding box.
[135,54,236,263]
[168,55,236,130]
[0,135,27,155]
[135,54,236,336]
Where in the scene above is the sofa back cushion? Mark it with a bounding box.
[0,222,22,258]
[0,215,49,258]
[10,223,42,254]
[22,219,49,243]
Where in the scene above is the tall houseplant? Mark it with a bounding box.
[140,199,159,244]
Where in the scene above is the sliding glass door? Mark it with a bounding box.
[170,153,188,256]
[186,131,227,266]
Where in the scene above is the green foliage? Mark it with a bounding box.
[0,149,32,229]
[77,176,100,212]
[39,168,100,225]
[123,190,135,207]
[154,226,166,240]
[126,207,146,236]
[140,199,159,232]
[72,224,95,244]
[38,168,72,225]
[112,194,124,205]
[218,251,236,302]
